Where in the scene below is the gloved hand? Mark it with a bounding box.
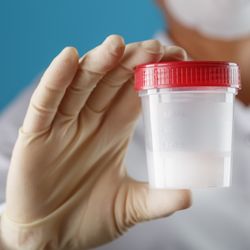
[0,35,191,250]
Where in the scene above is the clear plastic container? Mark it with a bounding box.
[135,61,241,189]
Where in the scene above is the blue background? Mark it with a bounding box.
[0,0,164,111]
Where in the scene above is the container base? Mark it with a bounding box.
[147,151,231,189]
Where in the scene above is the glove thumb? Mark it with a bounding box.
[115,178,191,232]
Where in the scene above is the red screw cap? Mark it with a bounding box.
[135,61,241,91]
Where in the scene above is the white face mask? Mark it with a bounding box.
[165,0,250,39]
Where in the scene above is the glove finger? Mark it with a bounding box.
[58,35,125,118]
[85,40,164,114]
[23,47,79,133]
[161,45,188,61]
[104,79,140,136]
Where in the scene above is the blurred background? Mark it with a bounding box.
[0,0,163,112]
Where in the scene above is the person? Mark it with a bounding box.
[0,0,250,249]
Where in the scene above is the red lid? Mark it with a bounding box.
[134,61,241,91]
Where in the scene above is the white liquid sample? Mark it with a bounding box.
[146,150,231,188]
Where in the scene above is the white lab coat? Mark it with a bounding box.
[0,33,249,250]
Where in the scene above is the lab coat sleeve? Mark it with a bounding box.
[0,82,37,204]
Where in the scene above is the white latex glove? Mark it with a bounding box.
[0,35,191,250]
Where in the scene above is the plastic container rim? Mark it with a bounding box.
[138,86,237,97]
